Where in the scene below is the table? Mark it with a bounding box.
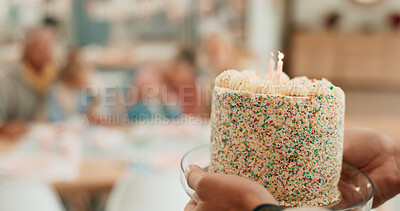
[0,135,125,195]
[0,136,125,211]
[53,160,125,196]
[0,122,208,211]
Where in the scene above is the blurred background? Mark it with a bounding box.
[0,0,399,210]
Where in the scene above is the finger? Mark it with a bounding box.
[343,129,382,168]
[184,199,197,211]
[186,165,206,190]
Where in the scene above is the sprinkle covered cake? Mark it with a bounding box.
[209,69,345,207]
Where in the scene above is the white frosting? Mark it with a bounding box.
[215,69,240,88]
[320,78,334,89]
[265,71,290,86]
[215,70,342,98]
[280,80,308,97]
[292,76,312,87]
[251,80,275,94]
[228,73,255,91]
[308,83,332,96]
[332,86,345,100]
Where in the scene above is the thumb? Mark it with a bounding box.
[185,165,206,190]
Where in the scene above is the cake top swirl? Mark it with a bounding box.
[251,80,275,94]
[264,71,290,85]
[215,69,240,88]
[215,69,344,99]
[308,83,332,97]
[229,72,256,91]
[280,80,308,97]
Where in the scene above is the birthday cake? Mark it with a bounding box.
[209,65,345,206]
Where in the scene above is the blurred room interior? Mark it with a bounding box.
[0,0,399,211]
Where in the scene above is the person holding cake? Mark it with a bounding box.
[185,129,400,210]
[184,66,400,210]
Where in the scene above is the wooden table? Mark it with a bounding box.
[0,136,125,211]
[53,160,125,196]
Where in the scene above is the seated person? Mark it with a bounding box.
[47,60,99,122]
[0,26,58,136]
[166,48,208,116]
[126,64,181,121]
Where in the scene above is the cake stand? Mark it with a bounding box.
[180,145,374,211]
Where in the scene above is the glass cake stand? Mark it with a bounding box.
[180,145,374,211]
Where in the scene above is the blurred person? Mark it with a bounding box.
[184,129,400,210]
[166,48,208,116]
[65,46,85,64]
[229,0,247,14]
[47,51,99,122]
[200,32,238,77]
[0,26,58,137]
[127,64,181,121]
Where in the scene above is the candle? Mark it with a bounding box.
[268,52,275,81]
[276,51,284,85]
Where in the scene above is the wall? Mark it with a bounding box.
[72,0,110,46]
[293,0,400,31]
[246,0,285,64]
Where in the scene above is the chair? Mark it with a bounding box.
[0,179,65,211]
[106,171,190,211]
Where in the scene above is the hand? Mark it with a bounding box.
[344,129,400,208]
[184,165,278,211]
